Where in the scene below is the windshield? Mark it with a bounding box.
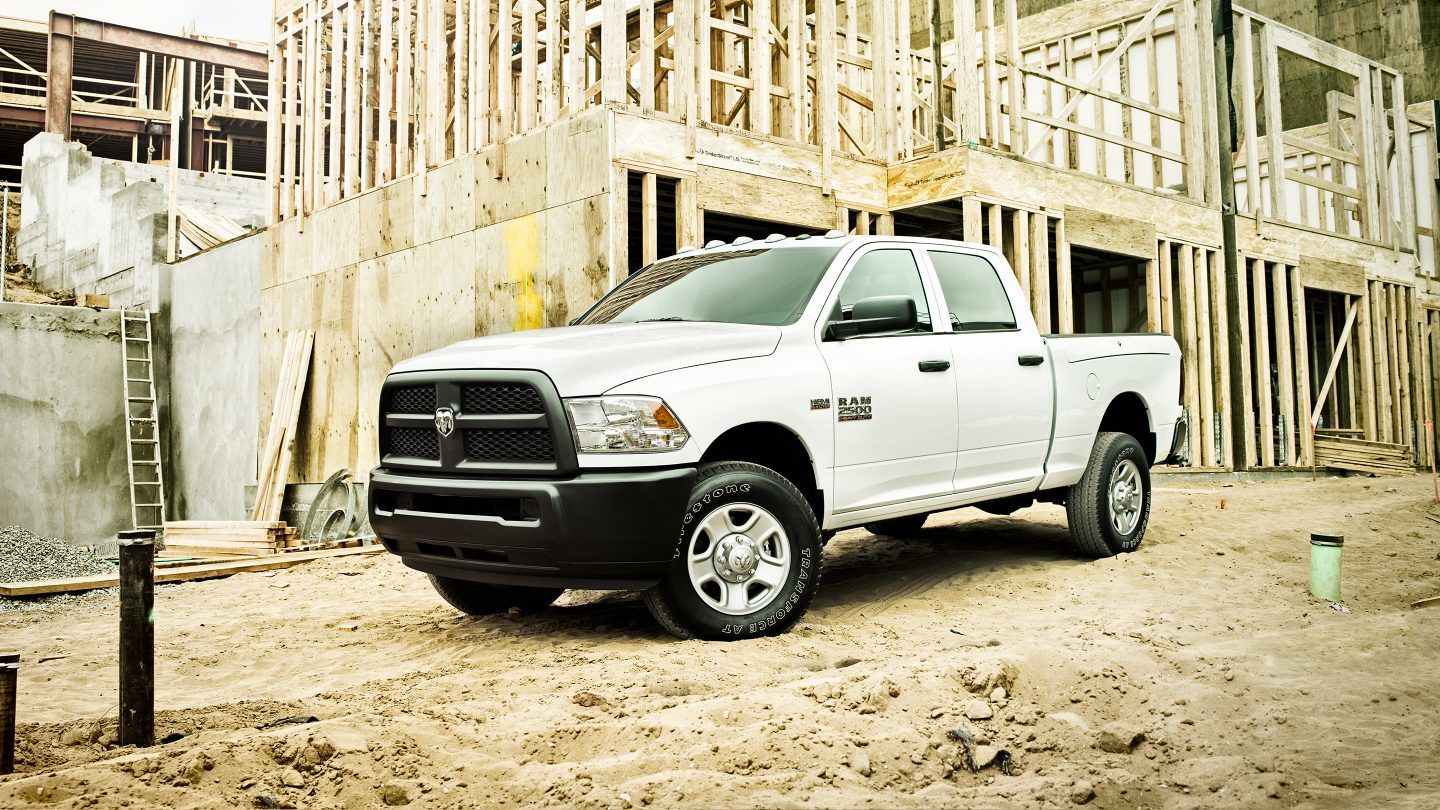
[578,245,843,326]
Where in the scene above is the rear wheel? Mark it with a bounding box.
[1066,432,1152,558]
[645,461,821,640]
[864,513,928,538]
[428,574,563,616]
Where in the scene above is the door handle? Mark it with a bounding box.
[918,359,951,372]
[1018,354,1046,366]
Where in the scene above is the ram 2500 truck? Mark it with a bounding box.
[369,235,1185,639]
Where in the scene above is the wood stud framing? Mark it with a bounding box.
[261,0,1440,478]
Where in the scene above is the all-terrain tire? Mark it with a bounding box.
[1066,431,1152,558]
[644,461,822,640]
[429,574,563,615]
[863,513,929,537]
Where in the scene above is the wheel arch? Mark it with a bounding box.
[1098,391,1157,464]
[699,421,825,523]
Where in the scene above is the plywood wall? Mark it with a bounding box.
[259,112,612,481]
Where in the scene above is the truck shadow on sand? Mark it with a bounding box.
[479,510,1081,638]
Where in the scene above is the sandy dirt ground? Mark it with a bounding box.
[1,474,1438,809]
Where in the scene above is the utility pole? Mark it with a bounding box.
[1213,0,1247,471]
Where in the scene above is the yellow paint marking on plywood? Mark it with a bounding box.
[505,215,545,331]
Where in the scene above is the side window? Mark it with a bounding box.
[927,251,1017,331]
[831,249,932,331]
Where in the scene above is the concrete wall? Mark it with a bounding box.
[158,232,262,521]
[261,111,613,482]
[15,133,267,308]
[0,302,130,545]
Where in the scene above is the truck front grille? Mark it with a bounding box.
[463,428,554,462]
[378,372,569,474]
[387,427,440,460]
[388,385,436,414]
[462,383,544,414]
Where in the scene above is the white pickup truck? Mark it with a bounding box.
[369,235,1185,639]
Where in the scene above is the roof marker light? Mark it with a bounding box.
[765,233,785,243]
[824,229,847,238]
[704,239,725,248]
[732,236,754,245]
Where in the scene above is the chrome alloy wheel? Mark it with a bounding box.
[1109,458,1143,535]
[687,502,792,616]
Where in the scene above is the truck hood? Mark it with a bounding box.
[389,322,783,394]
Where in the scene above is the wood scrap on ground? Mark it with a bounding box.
[0,545,382,598]
[252,330,314,523]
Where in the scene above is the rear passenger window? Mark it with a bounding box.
[927,251,1017,331]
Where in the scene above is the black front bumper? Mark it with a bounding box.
[369,466,697,590]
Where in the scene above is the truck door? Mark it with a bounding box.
[922,249,1053,494]
[818,246,960,513]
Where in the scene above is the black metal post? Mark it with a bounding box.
[118,530,155,748]
[0,651,17,774]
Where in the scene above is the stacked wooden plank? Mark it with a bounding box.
[162,521,297,557]
[1314,434,1414,476]
[253,330,314,523]
[1,546,383,598]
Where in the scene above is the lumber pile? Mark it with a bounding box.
[253,330,314,523]
[162,521,298,557]
[1314,434,1414,476]
[177,205,248,250]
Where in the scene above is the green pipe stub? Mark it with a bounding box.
[1309,532,1344,602]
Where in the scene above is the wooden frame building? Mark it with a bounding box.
[260,0,1440,479]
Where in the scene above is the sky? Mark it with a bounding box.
[0,0,272,43]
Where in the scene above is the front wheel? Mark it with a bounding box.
[1066,432,1152,558]
[429,574,563,616]
[644,461,822,640]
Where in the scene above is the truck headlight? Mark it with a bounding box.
[565,397,690,453]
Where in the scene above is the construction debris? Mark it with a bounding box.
[252,330,314,523]
[0,526,111,585]
[176,206,248,251]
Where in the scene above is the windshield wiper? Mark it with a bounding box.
[636,317,690,322]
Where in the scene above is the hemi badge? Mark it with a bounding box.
[810,398,831,410]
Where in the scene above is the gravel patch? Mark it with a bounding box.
[1,525,113,586]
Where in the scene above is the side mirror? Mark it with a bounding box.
[825,295,919,340]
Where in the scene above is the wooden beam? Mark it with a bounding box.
[1022,0,1168,160]
[1310,300,1358,427]
[1273,262,1295,464]
[1253,259,1274,466]
[602,0,626,103]
[1178,243,1201,467]
[1257,19,1287,221]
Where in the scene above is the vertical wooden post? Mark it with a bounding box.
[784,0,804,141]
[379,0,394,179]
[952,0,978,144]
[1003,0,1023,154]
[751,0,771,133]
[1236,254,1256,465]
[641,172,658,265]
[166,62,183,262]
[611,163,629,284]
[545,0,563,121]
[521,0,539,129]
[267,26,284,223]
[1235,13,1260,215]
[118,531,155,749]
[697,0,712,123]
[1056,217,1072,333]
[456,0,470,150]
[870,0,894,159]
[1253,258,1274,466]
[497,0,514,140]
[397,0,412,175]
[1256,20,1285,222]
[1194,248,1215,467]
[602,0,627,104]
[676,175,700,248]
[1177,243,1200,466]
[816,0,838,185]
[0,651,16,775]
[1030,213,1050,332]
[1290,265,1312,465]
[1273,262,1295,464]
[1011,209,1030,301]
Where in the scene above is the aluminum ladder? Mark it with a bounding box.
[121,308,165,530]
